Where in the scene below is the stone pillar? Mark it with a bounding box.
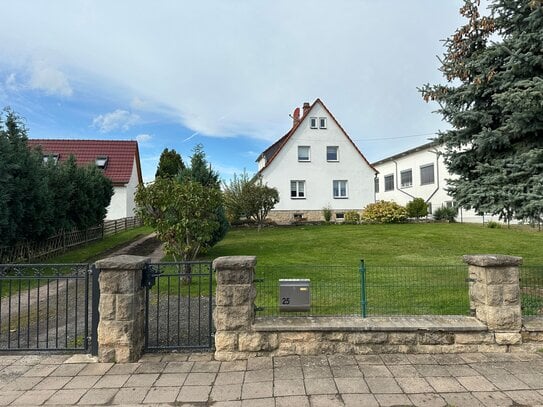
[463,254,523,345]
[213,256,257,361]
[94,255,149,363]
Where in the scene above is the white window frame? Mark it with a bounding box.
[333,180,348,199]
[290,180,306,199]
[96,156,108,169]
[400,169,413,188]
[297,146,310,162]
[384,174,394,191]
[309,117,318,129]
[420,163,435,185]
[319,117,327,129]
[326,146,339,162]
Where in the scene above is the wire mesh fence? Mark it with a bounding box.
[255,263,471,317]
[520,265,543,316]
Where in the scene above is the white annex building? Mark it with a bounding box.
[258,99,508,224]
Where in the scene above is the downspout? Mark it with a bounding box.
[393,160,415,200]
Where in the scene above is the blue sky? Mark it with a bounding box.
[0,1,481,182]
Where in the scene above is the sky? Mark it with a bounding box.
[0,1,482,183]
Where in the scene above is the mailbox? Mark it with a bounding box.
[279,279,310,312]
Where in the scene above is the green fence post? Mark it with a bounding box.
[360,259,367,318]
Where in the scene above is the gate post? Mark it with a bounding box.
[94,255,149,363]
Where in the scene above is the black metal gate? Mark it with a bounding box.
[0,263,99,353]
[144,261,214,351]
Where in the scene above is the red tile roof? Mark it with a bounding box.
[27,139,143,186]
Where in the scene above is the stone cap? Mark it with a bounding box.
[463,254,523,267]
[95,255,150,270]
[213,256,257,270]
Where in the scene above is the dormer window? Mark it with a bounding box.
[96,156,108,169]
[43,154,59,165]
[319,117,327,129]
[310,117,317,129]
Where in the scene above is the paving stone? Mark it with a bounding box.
[441,392,485,406]
[241,381,273,399]
[328,354,357,366]
[388,364,420,377]
[22,364,58,377]
[309,394,344,407]
[274,395,310,407]
[395,377,434,393]
[177,385,211,402]
[45,388,86,405]
[515,373,543,389]
[111,387,149,404]
[2,376,42,391]
[16,355,45,366]
[359,364,392,377]
[220,360,247,372]
[34,376,72,390]
[473,391,514,406]
[0,391,24,406]
[302,365,332,378]
[161,353,189,362]
[342,393,379,407]
[246,357,272,371]
[408,393,447,407]
[331,365,362,378]
[105,363,140,375]
[154,372,187,386]
[415,364,451,377]
[471,363,508,375]
[210,383,242,401]
[77,363,113,376]
[274,379,305,397]
[426,376,466,393]
[143,386,180,403]
[407,354,437,364]
[445,364,479,377]
[504,390,543,405]
[355,355,383,365]
[138,354,163,362]
[433,354,465,365]
[163,361,193,373]
[244,368,273,383]
[213,401,242,407]
[11,389,55,405]
[187,353,214,361]
[192,361,221,373]
[334,377,369,393]
[0,364,31,376]
[303,378,337,395]
[365,377,402,394]
[380,354,410,365]
[0,356,22,365]
[216,371,245,385]
[484,353,517,362]
[123,373,159,387]
[93,374,129,388]
[274,356,301,368]
[184,372,216,385]
[300,355,329,367]
[275,366,303,380]
[64,375,100,389]
[134,362,166,373]
[241,397,274,407]
[456,375,497,392]
[50,363,86,376]
[78,388,118,404]
[486,374,530,390]
[374,393,413,406]
[459,353,489,363]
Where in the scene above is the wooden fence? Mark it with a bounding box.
[0,217,142,264]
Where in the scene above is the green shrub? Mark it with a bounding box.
[361,201,408,224]
[406,198,428,219]
[344,210,360,224]
[322,206,332,222]
[486,220,502,229]
[433,206,457,222]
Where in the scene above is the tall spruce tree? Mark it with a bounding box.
[420,0,543,225]
[155,148,185,179]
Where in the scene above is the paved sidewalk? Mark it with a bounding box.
[0,352,542,406]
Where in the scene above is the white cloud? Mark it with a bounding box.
[5,73,19,91]
[92,109,140,133]
[28,63,72,97]
[136,133,152,143]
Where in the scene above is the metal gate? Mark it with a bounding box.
[0,263,99,353]
[144,261,214,351]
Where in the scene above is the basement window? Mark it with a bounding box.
[96,156,108,169]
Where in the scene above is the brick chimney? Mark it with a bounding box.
[302,102,310,117]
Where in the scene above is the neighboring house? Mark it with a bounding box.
[28,139,143,220]
[257,99,377,223]
[372,142,509,224]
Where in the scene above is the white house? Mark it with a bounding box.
[28,139,143,220]
[257,99,377,223]
[372,142,508,224]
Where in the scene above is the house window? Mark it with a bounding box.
[298,146,310,162]
[43,154,59,165]
[335,212,344,220]
[291,180,306,198]
[327,146,338,161]
[333,180,348,198]
[96,156,108,169]
[384,174,394,191]
[374,177,379,193]
[420,163,435,185]
[427,203,433,214]
[445,201,454,209]
[400,169,413,188]
[319,117,327,129]
[310,117,317,129]
[293,213,304,220]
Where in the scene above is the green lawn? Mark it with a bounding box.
[203,223,543,316]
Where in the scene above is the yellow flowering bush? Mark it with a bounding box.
[361,201,408,224]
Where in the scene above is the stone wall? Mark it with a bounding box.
[213,254,543,361]
[267,210,358,224]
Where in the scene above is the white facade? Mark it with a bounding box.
[373,143,509,224]
[105,157,140,220]
[258,100,376,221]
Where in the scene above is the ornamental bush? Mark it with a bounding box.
[433,206,457,223]
[344,210,360,224]
[361,201,408,224]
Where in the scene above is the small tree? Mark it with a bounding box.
[223,171,252,223]
[155,148,185,179]
[406,198,429,220]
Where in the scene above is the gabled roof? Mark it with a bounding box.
[257,98,377,173]
[27,139,143,186]
[371,141,440,167]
